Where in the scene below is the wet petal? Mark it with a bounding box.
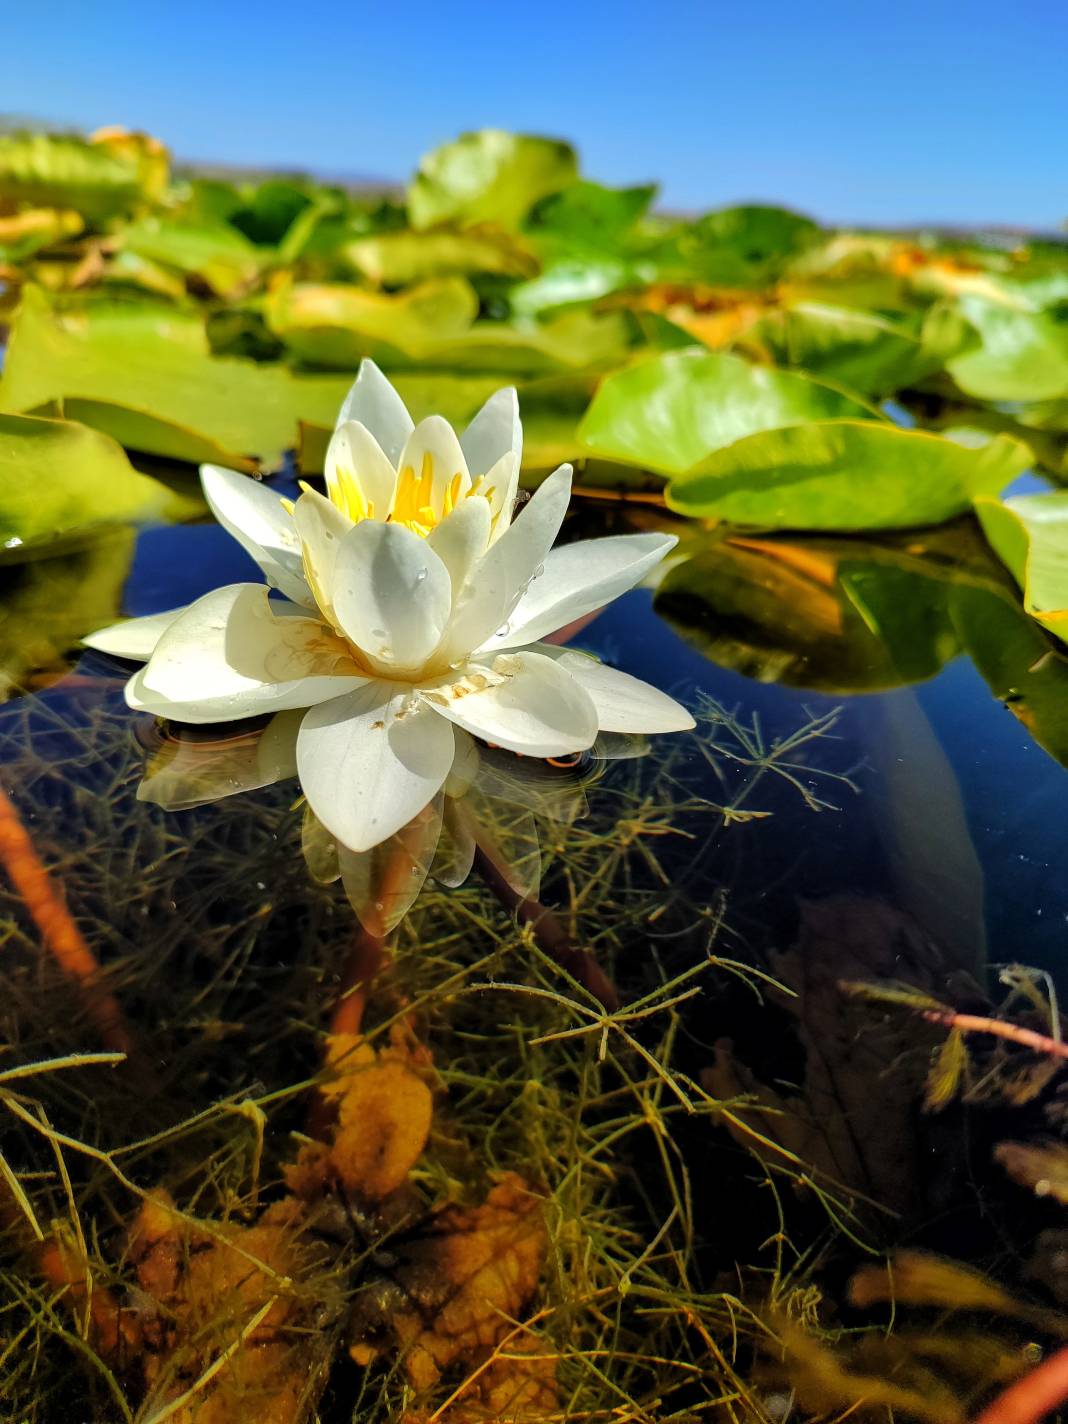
[326,420,397,521]
[538,647,694,732]
[339,794,444,934]
[332,520,452,672]
[425,495,492,595]
[419,650,598,758]
[297,683,455,852]
[460,386,521,481]
[482,532,677,652]
[83,607,186,661]
[200,465,313,609]
[292,487,353,625]
[128,584,367,724]
[440,464,572,662]
[393,415,472,528]
[334,359,414,465]
[137,709,302,810]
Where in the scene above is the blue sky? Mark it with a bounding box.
[5,0,1066,228]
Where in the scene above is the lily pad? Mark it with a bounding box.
[0,410,202,551]
[974,491,1068,645]
[666,421,1031,531]
[0,130,165,224]
[578,349,875,475]
[0,527,137,696]
[742,302,933,396]
[947,294,1068,402]
[121,218,264,297]
[344,228,538,285]
[951,578,1068,769]
[653,526,969,692]
[408,130,578,231]
[0,286,315,467]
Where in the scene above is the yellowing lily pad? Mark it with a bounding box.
[0,410,202,550]
[407,130,577,231]
[0,286,322,467]
[666,421,1031,531]
[974,491,1068,645]
[578,348,875,475]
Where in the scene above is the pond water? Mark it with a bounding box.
[3,488,1068,1422]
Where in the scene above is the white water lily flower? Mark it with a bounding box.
[137,712,619,934]
[86,362,693,854]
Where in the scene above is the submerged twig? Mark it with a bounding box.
[471,829,620,1012]
[0,785,134,1056]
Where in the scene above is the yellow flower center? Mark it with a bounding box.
[328,450,494,538]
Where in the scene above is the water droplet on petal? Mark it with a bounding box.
[371,627,387,639]
[496,622,511,637]
[415,567,428,583]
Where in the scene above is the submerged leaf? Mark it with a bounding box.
[995,1141,1068,1204]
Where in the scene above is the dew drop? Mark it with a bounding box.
[371,626,387,639]
[415,567,428,583]
[496,621,511,637]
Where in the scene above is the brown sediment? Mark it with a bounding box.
[0,784,135,1057]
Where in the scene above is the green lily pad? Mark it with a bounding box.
[974,491,1068,645]
[653,525,977,692]
[0,131,163,224]
[577,349,876,475]
[947,294,1068,402]
[344,228,538,285]
[951,579,1068,770]
[121,218,264,297]
[0,287,311,467]
[666,421,1031,531]
[0,410,202,551]
[742,302,933,396]
[408,130,578,231]
[0,527,137,696]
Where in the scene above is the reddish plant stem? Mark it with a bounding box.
[972,1344,1068,1424]
[0,785,134,1057]
[471,833,619,1012]
[921,1009,1068,1062]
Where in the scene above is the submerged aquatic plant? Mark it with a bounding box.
[86,362,692,859]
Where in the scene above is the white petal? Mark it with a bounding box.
[481,451,522,543]
[542,648,694,732]
[82,607,186,661]
[439,464,573,662]
[394,415,472,514]
[334,359,414,464]
[302,806,341,884]
[138,709,302,810]
[419,650,598,757]
[292,487,352,623]
[425,495,492,594]
[460,387,521,480]
[200,465,313,609]
[297,683,455,853]
[338,795,443,934]
[325,420,398,520]
[331,521,452,673]
[483,532,677,652]
[432,801,477,888]
[128,584,367,724]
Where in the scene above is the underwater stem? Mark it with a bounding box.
[972,1343,1068,1424]
[921,1009,1068,1062]
[0,785,134,1056]
[471,830,619,1012]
